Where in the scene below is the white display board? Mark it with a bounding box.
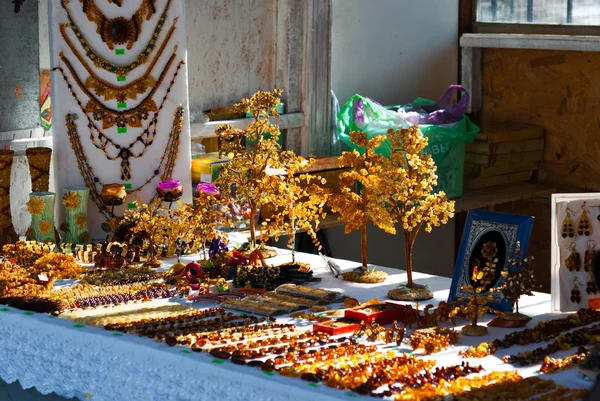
[551,193,600,312]
[49,0,192,240]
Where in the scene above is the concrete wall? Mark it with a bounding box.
[328,0,459,278]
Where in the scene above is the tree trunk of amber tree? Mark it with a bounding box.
[361,222,368,272]
[249,203,257,245]
[404,231,414,288]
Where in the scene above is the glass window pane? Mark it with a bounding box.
[476,0,600,25]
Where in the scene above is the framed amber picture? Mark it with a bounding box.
[449,210,534,312]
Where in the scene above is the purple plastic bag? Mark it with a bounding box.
[403,85,469,126]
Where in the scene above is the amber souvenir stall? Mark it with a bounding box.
[1,1,600,401]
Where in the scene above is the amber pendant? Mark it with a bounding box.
[577,209,592,236]
[561,211,575,238]
[565,246,581,272]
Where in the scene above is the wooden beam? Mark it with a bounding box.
[461,46,482,113]
[461,33,600,52]
[306,0,333,157]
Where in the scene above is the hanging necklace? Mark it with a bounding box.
[65,107,183,219]
[59,21,176,102]
[79,0,156,50]
[53,56,185,180]
[58,48,178,129]
[61,0,173,76]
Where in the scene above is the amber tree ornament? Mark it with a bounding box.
[450,241,499,336]
[496,241,539,321]
[329,131,393,283]
[261,153,330,265]
[380,127,455,300]
[215,89,286,246]
[123,198,173,268]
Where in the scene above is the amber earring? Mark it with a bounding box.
[577,203,592,236]
[571,278,583,304]
[565,242,581,272]
[561,208,576,238]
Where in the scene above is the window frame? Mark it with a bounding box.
[471,0,600,36]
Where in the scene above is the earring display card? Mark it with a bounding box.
[551,194,600,312]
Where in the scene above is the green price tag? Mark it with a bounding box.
[23,311,34,316]
[0,308,9,312]
[211,359,225,364]
[262,371,275,377]
[111,333,123,337]
[180,349,192,354]
[127,202,137,209]
[117,76,126,82]
[115,49,125,55]
[307,383,319,388]
[117,102,127,109]
[123,183,132,190]
[73,324,85,328]
[117,127,127,134]
[345,393,358,398]
[48,315,56,319]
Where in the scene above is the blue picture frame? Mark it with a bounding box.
[448,210,535,312]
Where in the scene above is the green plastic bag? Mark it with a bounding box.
[337,94,479,199]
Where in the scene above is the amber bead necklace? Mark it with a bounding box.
[57,48,179,130]
[64,107,182,219]
[59,20,177,102]
[61,0,172,76]
[56,57,184,182]
[79,0,156,50]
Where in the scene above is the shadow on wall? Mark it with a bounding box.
[323,221,456,278]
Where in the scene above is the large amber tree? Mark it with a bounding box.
[381,127,454,293]
[261,153,330,264]
[329,131,395,274]
[215,89,285,245]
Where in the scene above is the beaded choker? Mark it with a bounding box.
[54,54,184,180]
[58,48,178,129]
[64,107,183,218]
[59,20,177,102]
[79,0,156,50]
[61,0,172,76]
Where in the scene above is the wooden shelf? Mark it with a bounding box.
[455,181,556,212]
[190,112,305,140]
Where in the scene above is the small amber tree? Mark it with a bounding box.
[215,89,285,246]
[381,127,455,298]
[496,241,538,317]
[188,193,229,260]
[329,131,395,275]
[123,198,173,267]
[261,153,330,264]
[450,241,498,336]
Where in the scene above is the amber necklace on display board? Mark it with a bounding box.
[57,47,178,129]
[53,54,184,181]
[61,0,173,76]
[64,107,183,219]
[59,20,177,102]
[79,0,156,50]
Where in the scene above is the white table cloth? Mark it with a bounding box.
[0,249,594,401]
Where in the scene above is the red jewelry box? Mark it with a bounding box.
[313,319,360,336]
[344,302,407,325]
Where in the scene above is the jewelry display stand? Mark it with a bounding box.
[0,149,18,247]
[62,185,90,244]
[27,192,57,243]
[49,0,192,240]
